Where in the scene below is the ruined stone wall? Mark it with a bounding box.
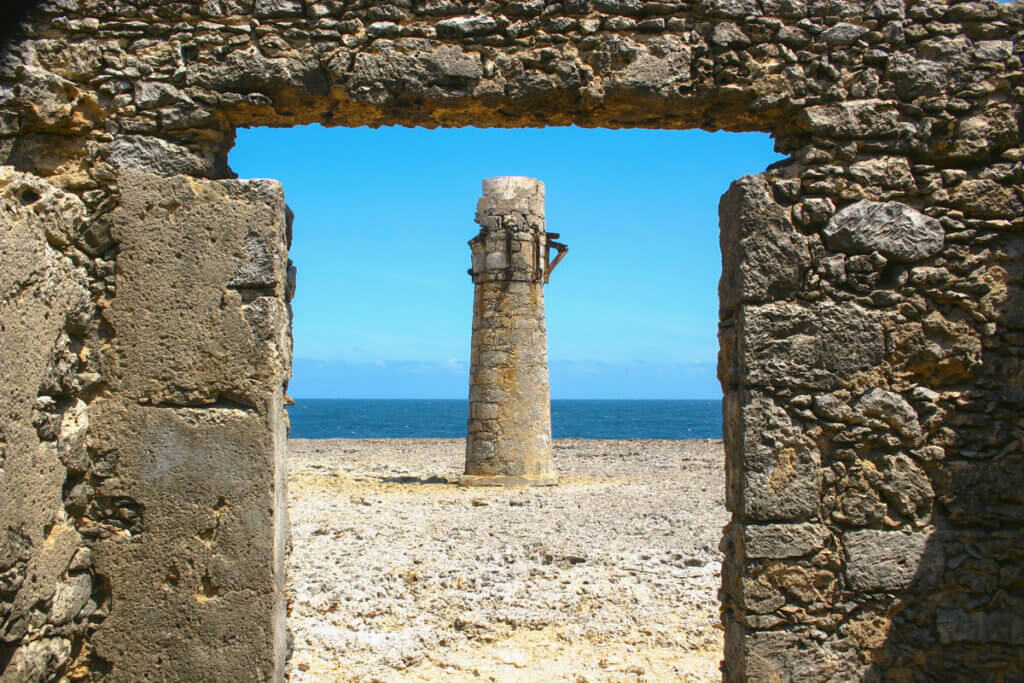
[1,0,1022,679]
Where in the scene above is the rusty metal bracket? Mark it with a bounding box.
[544,232,568,284]
[506,229,513,280]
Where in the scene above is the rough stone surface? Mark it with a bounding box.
[0,169,95,678]
[843,529,935,592]
[740,522,831,559]
[288,438,727,682]
[104,170,291,407]
[86,170,292,680]
[823,199,945,262]
[719,174,810,309]
[2,0,1024,678]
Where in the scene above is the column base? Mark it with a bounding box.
[459,473,558,487]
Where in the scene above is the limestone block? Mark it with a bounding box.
[823,200,943,262]
[719,174,810,310]
[90,398,287,680]
[937,609,1024,645]
[847,156,916,192]
[700,0,760,19]
[254,0,304,18]
[843,529,936,592]
[933,103,1020,161]
[938,455,1024,526]
[888,53,949,99]
[854,388,922,441]
[878,454,933,523]
[106,135,209,177]
[741,522,831,559]
[103,169,291,407]
[436,15,503,38]
[799,99,899,138]
[348,43,483,100]
[726,625,868,683]
[947,179,1024,218]
[727,301,885,391]
[183,47,328,105]
[821,22,868,45]
[724,391,821,520]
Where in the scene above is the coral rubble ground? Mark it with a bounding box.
[287,438,726,682]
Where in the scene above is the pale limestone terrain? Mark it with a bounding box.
[286,438,727,682]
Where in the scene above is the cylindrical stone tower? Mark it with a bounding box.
[462,177,567,487]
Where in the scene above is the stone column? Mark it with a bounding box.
[463,176,565,487]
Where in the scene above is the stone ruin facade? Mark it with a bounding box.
[1,0,1022,679]
[464,176,562,487]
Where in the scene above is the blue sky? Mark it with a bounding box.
[229,126,783,399]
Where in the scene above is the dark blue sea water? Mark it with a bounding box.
[287,399,723,439]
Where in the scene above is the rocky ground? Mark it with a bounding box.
[286,438,728,682]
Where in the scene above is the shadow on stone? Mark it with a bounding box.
[871,244,1024,679]
[379,475,452,486]
[0,0,44,49]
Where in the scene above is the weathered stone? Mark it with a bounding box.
[719,175,810,310]
[854,388,922,441]
[134,80,184,111]
[365,21,401,38]
[823,200,944,262]
[879,454,933,522]
[821,22,868,45]
[0,170,90,679]
[700,0,760,19]
[728,627,867,682]
[4,638,73,681]
[888,53,949,98]
[843,529,935,592]
[848,156,916,192]
[0,168,84,247]
[106,135,209,177]
[49,572,92,625]
[947,179,1024,218]
[800,100,900,138]
[974,40,1013,62]
[742,522,830,558]
[937,609,1024,645]
[724,391,821,520]
[348,43,483,100]
[436,15,502,37]
[712,22,750,47]
[844,252,887,292]
[254,0,303,17]
[728,301,885,390]
[604,35,693,97]
[104,170,290,406]
[464,177,558,487]
[932,104,1020,162]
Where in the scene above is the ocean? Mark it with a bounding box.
[286,399,723,440]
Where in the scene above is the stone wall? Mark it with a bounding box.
[1,0,1022,679]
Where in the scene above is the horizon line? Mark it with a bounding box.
[287,396,724,401]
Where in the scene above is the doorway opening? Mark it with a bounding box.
[229,124,780,680]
